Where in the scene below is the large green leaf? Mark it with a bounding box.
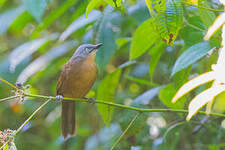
[198,0,216,28]
[95,7,122,73]
[171,42,212,76]
[86,0,105,17]
[22,0,50,22]
[153,0,183,45]
[148,41,166,80]
[159,84,185,109]
[97,69,121,125]
[130,18,160,60]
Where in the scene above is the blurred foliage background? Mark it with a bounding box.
[1,0,225,149]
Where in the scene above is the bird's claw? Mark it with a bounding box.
[56,95,63,103]
[85,97,95,105]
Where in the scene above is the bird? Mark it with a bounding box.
[56,43,102,138]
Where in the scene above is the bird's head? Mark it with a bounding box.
[73,43,103,58]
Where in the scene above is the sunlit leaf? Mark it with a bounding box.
[22,0,50,22]
[171,42,212,76]
[186,0,198,4]
[116,37,131,49]
[153,0,183,45]
[204,13,225,40]
[86,0,104,17]
[187,85,225,120]
[172,71,216,103]
[17,41,78,83]
[159,84,185,109]
[130,18,160,60]
[9,12,33,33]
[213,91,225,113]
[104,0,122,7]
[9,33,58,72]
[0,6,25,35]
[59,10,101,41]
[97,69,121,125]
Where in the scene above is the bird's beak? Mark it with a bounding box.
[90,43,103,53]
[94,43,103,49]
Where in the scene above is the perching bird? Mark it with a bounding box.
[56,43,102,138]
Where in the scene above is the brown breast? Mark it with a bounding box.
[57,54,97,98]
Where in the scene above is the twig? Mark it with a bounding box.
[15,99,51,134]
[0,77,18,90]
[24,93,225,118]
[0,96,18,103]
[0,98,51,150]
[0,141,9,150]
[110,112,141,150]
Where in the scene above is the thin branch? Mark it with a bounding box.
[0,77,18,90]
[110,112,141,150]
[15,99,51,134]
[0,98,51,150]
[0,96,18,103]
[181,1,224,12]
[0,141,9,150]
[24,93,225,118]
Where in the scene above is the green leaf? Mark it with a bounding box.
[173,65,191,90]
[148,41,166,80]
[95,7,122,73]
[130,18,160,60]
[22,0,50,22]
[116,37,131,49]
[198,1,216,28]
[0,6,25,35]
[153,0,183,45]
[86,0,104,17]
[9,11,33,33]
[159,84,185,109]
[31,0,78,39]
[97,69,121,125]
[104,0,122,7]
[171,42,212,76]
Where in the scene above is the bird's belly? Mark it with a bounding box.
[70,62,97,98]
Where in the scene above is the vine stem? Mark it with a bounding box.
[110,112,141,150]
[181,1,224,12]
[23,93,225,118]
[0,96,19,103]
[0,98,51,150]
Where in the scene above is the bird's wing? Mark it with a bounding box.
[56,62,80,96]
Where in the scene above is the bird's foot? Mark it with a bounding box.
[85,97,95,105]
[56,95,63,103]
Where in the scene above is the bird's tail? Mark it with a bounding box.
[61,101,76,138]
